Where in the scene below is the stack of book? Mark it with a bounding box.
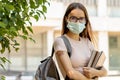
[87,50,106,68]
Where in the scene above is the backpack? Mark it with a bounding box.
[34,35,72,80]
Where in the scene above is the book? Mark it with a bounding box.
[87,50,106,68]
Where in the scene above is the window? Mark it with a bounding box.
[2,32,48,71]
[107,0,120,17]
[27,32,47,71]
[109,32,120,70]
[109,36,118,48]
[53,0,97,6]
[107,0,120,7]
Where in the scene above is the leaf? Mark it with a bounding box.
[5,4,14,10]
[2,57,11,63]
[4,38,10,48]
[0,64,5,70]
[0,36,3,41]
[3,18,8,25]
[28,21,32,26]
[30,0,36,8]
[47,1,50,6]
[34,15,39,21]
[9,27,18,36]
[20,35,27,40]
[0,76,6,80]
[10,27,16,31]
[38,0,43,4]
[35,0,43,7]
[42,5,47,13]
[38,10,46,19]
[10,31,18,37]
[43,0,47,4]
[22,27,28,35]
[0,22,7,28]
[15,48,19,52]
[8,46,10,53]
[1,58,6,63]
[29,37,35,43]
[27,27,33,33]
[15,42,20,46]
[0,47,5,53]
[36,11,40,17]
[0,57,11,70]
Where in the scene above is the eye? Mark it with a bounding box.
[69,16,78,22]
[69,16,77,20]
[79,17,86,21]
[68,16,86,23]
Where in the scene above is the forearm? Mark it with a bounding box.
[95,67,107,77]
[67,69,90,80]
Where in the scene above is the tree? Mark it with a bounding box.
[0,0,49,77]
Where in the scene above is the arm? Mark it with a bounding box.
[86,39,107,78]
[95,67,107,77]
[56,51,90,80]
[83,66,107,79]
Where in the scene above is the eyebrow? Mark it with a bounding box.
[69,13,85,17]
[69,16,85,18]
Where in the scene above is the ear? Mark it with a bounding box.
[65,16,68,21]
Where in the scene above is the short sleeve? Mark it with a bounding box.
[53,37,67,53]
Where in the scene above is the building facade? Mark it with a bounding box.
[1,0,120,77]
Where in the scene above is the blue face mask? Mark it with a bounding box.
[67,21,86,34]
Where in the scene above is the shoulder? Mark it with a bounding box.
[53,36,65,47]
[54,36,64,44]
[53,36,67,52]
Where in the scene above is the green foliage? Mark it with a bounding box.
[0,76,5,80]
[0,57,11,70]
[0,0,49,71]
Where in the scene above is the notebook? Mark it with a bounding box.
[87,50,106,68]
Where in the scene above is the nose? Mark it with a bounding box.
[76,20,80,23]
[75,19,79,22]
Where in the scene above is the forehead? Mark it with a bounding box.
[68,8,85,17]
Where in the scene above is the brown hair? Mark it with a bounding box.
[61,2,95,43]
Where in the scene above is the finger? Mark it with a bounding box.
[83,68,90,72]
[83,67,90,70]
[85,73,91,78]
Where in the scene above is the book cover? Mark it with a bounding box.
[87,50,106,68]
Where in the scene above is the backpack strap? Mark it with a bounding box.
[51,35,72,57]
[51,46,54,57]
[61,35,72,57]
[61,35,72,80]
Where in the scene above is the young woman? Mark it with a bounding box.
[54,2,107,80]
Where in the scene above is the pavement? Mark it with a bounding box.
[3,75,120,80]
[99,76,120,80]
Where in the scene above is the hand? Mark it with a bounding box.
[83,67,98,79]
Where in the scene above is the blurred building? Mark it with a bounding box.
[1,0,120,78]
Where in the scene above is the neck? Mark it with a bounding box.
[66,31,80,41]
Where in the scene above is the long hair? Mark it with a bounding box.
[61,2,96,44]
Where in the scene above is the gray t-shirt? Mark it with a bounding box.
[54,34,94,74]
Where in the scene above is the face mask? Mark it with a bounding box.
[67,21,86,34]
